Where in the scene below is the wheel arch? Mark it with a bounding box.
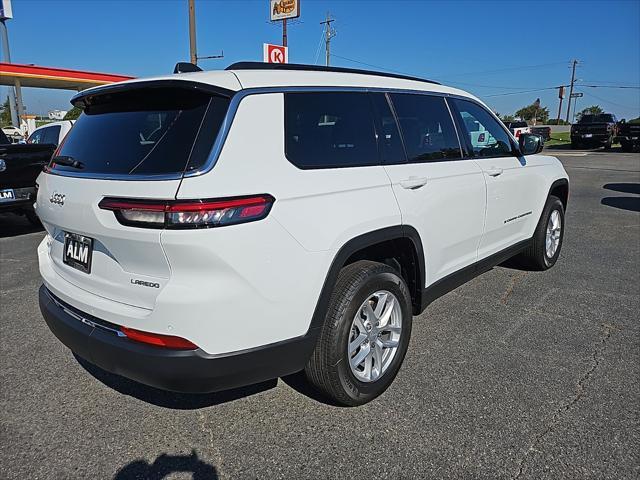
[307,226,426,336]
[548,178,569,210]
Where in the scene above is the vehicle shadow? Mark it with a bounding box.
[75,354,277,409]
[601,197,640,213]
[603,183,640,195]
[114,450,217,479]
[280,371,341,406]
[0,213,43,238]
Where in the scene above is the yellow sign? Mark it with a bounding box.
[270,0,300,21]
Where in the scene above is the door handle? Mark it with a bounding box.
[399,176,428,190]
[486,167,504,177]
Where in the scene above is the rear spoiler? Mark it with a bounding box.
[71,79,235,109]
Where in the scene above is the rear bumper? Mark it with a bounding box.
[39,285,317,393]
[0,187,36,212]
[570,133,611,143]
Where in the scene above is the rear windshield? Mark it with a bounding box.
[579,114,614,124]
[51,87,229,176]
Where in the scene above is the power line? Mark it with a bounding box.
[483,87,559,98]
[432,61,570,79]
[582,91,640,110]
[579,84,640,89]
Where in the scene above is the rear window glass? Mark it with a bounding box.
[284,92,378,169]
[51,88,229,176]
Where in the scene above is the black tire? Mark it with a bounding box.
[516,196,565,271]
[571,141,580,149]
[25,209,42,227]
[305,260,413,406]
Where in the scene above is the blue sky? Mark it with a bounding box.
[3,0,640,120]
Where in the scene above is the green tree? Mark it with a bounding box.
[576,105,603,121]
[515,102,549,124]
[1,97,12,126]
[63,106,82,120]
[501,114,516,123]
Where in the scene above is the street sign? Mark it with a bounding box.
[263,43,288,64]
[270,0,300,21]
[570,92,583,98]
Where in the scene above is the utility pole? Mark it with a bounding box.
[565,59,578,123]
[188,0,197,64]
[282,18,287,47]
[320,12,336,66]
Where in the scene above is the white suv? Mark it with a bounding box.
[36,63,569,406]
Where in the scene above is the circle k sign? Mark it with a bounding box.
[263,43,289,64]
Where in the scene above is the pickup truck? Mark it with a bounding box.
[503,121,531,141]
[0,129,56,224]
[616,119,640,152]
[570,113,618,149]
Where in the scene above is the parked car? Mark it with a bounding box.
[503,121,531,141]
[531,126,551,141]
[2,125,24,143]
[616,119,640,152]
[571,113,618,149]
[36,62,569,406]
[28,120,75,146]
[0,128,57,224]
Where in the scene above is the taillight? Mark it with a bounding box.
[478,133,485,142]
[99,194,274,229]
[515,130,521,138]
[121,326,198,350]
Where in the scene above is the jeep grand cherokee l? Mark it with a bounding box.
[36,62,569,406]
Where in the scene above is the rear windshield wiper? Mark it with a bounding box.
[52,155,84,169]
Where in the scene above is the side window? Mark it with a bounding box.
[42,125,61,145]
[388,93,461,162]
[452,99,514,158]
[369,92,406,164]
[284,92,378,169]
[28,128,46,144]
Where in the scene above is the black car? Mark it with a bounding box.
[0,129,57,224]
[616,119,640,152]
[570,113,618,149]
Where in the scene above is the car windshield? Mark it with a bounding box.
[579,114,614,124]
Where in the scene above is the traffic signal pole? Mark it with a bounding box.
[557,86,564,124]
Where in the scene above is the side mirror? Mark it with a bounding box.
[519,133,543,155]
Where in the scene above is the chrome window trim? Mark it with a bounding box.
[46,85,488,182]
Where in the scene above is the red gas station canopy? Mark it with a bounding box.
[0,62,133,90]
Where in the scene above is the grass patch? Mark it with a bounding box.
[545,131,571,146]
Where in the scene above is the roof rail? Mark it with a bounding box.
[225,62,440,85]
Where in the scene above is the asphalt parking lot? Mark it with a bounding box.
[1,149,639,479]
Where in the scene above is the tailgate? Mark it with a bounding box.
[37,173,180,309]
